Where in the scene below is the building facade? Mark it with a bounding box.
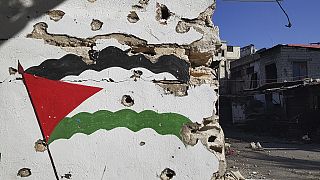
[230,44,320,94]
[226,44,320,140]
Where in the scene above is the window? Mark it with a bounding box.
[293,61,307,81]
[265,63,277,83]
[227,46,234,52]
[250,73,258,88]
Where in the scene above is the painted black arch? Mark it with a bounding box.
[25,46,190,82]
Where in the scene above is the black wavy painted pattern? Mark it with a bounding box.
[26,46,190,82]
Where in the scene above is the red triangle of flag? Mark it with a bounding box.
[23,73,102,141]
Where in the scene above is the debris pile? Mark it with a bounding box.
[249,142,264,151]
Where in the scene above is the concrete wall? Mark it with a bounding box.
[230,45,320,94]
[217,43,240,95]
[258,46,320,85]
[229,60,260,94]
[0,0,226,179]
[277,46,320,82]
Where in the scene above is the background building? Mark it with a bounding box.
[225,44,320,140]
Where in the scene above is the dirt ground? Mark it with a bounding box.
[224,127,320,180]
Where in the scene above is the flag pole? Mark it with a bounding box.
[18,62,60,180]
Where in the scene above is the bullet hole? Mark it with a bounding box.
[160,168,176,180]
[133,0,149,10]
[121,95,134,107]
[135,70,143,76]
[160,5,170,20]
[127,11,140,23]
[208,135,217,142]
[61,173,72,179]
[132,5,143,10]
[139,0,149,5]
[156,3,171,25]
[178,147,181,149]
[209,145,223,154]
[139,141,145,146]
[91,19,103,31]
[130,70,143,81]
[34,139,47,152]
[47,10,65,22]
[175,21,190,33]
[17,168,31,177]
[88,49,99,61]
[9,67,17,75]
[171,156,174,159]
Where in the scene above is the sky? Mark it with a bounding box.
[213,0,320,49]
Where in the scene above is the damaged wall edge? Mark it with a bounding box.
[180,116,226,179]
[26,3,220,68]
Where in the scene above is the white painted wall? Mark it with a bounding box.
[0,67,219,179]
[63,68,217,122]
[1,0,209,44]
[0,80,57,179]
[51,128,218,180]
[0,0,223,179]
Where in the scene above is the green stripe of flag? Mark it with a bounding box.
[48,109,192,144]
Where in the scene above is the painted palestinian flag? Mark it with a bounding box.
[19,63,102,142]
[19,63,192,144]
[18,47,219,179]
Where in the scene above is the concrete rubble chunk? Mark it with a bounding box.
[250,142,264,151]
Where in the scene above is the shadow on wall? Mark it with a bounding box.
[0,0,66,46]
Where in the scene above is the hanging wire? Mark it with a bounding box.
[275,0,292,28]
[223,0,292,28]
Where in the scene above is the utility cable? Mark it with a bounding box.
[276,0,292,28]
[223,0,292,28]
